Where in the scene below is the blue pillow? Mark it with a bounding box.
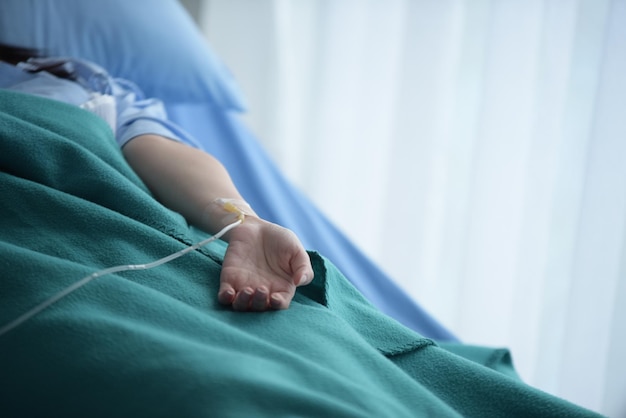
[0,0,246,109]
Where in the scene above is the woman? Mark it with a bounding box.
[0,43,314,313]
[0,43,603,417]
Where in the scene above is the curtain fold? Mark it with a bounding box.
[198,0,626,415]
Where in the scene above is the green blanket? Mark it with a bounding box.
[0,90,601,417]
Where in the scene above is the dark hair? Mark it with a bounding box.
[0,43,44,65]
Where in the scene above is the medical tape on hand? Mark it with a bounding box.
[213,198,254,224]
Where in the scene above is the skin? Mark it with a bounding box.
[122,134,314,311]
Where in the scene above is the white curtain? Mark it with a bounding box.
[196,0,626,415]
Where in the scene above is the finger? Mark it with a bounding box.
[218,284,236,305]
[269,293,290,310]
[232,287,254,311]
[292,258,314,286]
[249,287,270,311]
[294,272,313,287]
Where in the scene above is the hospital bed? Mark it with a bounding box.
[0,1,601,416]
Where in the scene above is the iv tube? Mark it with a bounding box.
[0,218,242,338]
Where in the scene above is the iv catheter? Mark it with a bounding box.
[0,218,243,338]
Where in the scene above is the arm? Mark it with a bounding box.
[123,134,314,311]
[122,134,247,235]
[1,57,312,310]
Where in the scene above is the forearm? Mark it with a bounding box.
[122,134,257,238]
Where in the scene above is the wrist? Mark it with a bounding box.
[202,198,258,241]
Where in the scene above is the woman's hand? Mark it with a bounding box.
[218,217,314,311]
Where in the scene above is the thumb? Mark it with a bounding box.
[291,252,314,287]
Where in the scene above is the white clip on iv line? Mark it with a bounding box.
[0,215,244,338]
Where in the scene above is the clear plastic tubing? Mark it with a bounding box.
[0,219,242,338]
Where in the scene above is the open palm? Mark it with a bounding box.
[218,218,314,311]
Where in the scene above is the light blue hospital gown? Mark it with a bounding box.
[0,58,197,148]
